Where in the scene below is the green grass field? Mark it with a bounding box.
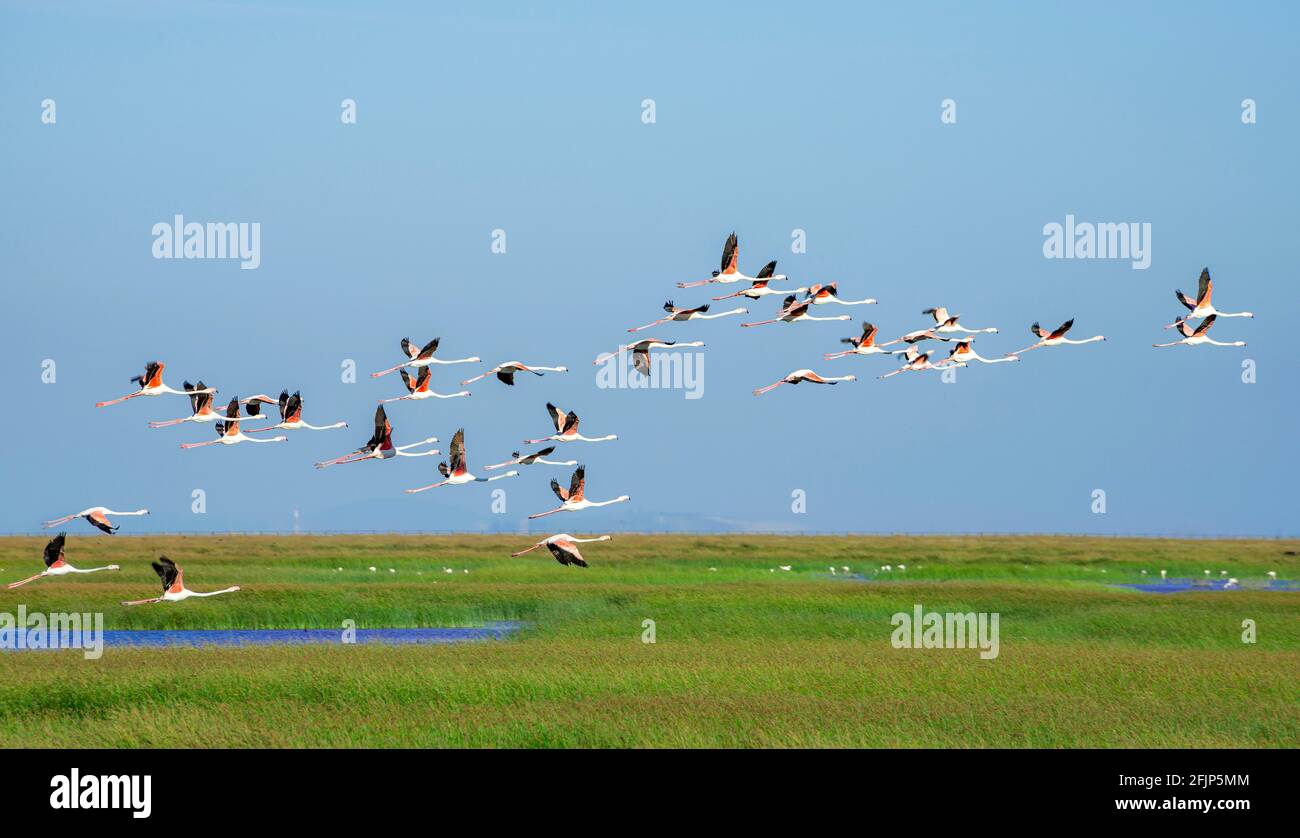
[0,534,1296,747]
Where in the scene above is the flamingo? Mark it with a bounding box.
[526,403,618,444]
[180,398,288,449]
[824,322,906,359]
[803,282,877,306]
[1169,268,1254,327]
[96,361,216,407]
[241,391,348,432]
[922,306,998,334]
[740,295,851,328]
[593,338,706,376]
[753,369,856,396]
[314,405,439,468]
[878,346,951,379]
[1007,319,1106,356]
[6,533,119,589]
[527,465,630,519]
[711,262,805,300]
[677,232,787,288]
[1153,315,1245,348]
[370,337,481,378]
[511,534,612,567]
[627,300,748,332]
[121,556,240,605]
[460,361,568,387]
[43,506,149,535]
[147,381,222,428]
[939,337,1020,365]
[379,367,470,403]
[401,428,517,493]
[878,328,959,348]
[483,446,578,471]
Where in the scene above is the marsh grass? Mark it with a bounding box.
[0,535,1296,747]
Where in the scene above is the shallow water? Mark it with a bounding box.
[97,624,522,648]
[1114,579,1297,594]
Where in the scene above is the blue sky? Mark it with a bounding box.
[1,1,1296,535]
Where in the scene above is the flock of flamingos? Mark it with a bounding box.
[10,233,1252,598]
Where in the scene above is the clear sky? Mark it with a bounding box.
[1,1,1296,536]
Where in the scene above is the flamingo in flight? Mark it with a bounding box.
[627,300,748,332]
[122,556,241,605]
[740,295,852,328]
[241,390,348,432]
[180,398,288,449]
[594,338,706,376]
[878,328,959,348]
[96,362,216,407]
[315,405,438,468]
[1169,268,1254,328]
[711,261,806,300]
[753,369,856,396]
[824,322,906,360]
[1007,319,1106,356]
[370,337,481,378]
[923,306,998,335]
[43,506,149,535]
[677,233,787,288]
[461,361,568,387]
[878,346,952,379]
[526,403,618,444]
[379,367,470,403]
[484,446,578,471]
[6,533,119,589]
[147,381,223,428]
[404,429,519,493]
[1153,315,1245,348]
[939,337,1019,366]
[803,282,877,306]
[511,534,612,567]
[527,465,630,519]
